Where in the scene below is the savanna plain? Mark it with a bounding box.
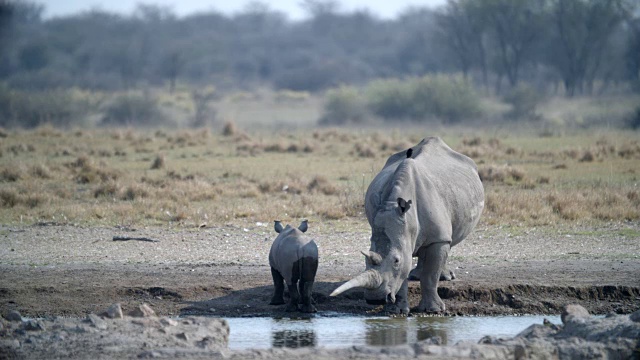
[0,122,639,323]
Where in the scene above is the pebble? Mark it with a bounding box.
[5,310,23,322]
[102,303,123,319]
[128,303,156,318]
[86,314,107,330]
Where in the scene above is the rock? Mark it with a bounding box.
[561,304,590,324]
[160,318,177,326]
[86,314,107,330]
[128,303,156,318]
[516,323,557,339]
[630,310,640,323]
[175,332,188,341]
[0,339,21,349]
[5,310,23,322]
[23,319,45,331]
[102,303,123,319]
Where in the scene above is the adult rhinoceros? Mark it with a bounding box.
[331,137,484,314]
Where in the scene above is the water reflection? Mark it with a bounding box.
[225,315,561,350]
[416,318,448,344]
[365,318,407,346]
[273,329,316,348]
[364,317,448,346]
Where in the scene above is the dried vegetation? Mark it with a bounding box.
[0,126,638,228]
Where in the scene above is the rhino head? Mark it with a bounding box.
[331,197,415,304]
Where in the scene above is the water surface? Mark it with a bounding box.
[226,314,560,350]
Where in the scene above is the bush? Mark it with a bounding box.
[503,84,544,120]
[318,86,368,125]
[0,85,88,128]
[100,93,167,127]
[627,106,640,129]
[364,74,481,123]
[364,79,415,120]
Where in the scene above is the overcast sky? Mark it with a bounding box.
[39,0,447,20]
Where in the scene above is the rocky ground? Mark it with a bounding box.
[0,221,639,358]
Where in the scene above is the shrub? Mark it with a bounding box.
[100,93,167,127]
[0,85,88,128]
[503,84,544,120]
[364,74,481,123]
[318,86,368,125]
[627,106,640,129]
[364,78,414,120]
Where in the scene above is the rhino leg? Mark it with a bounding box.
[286,282,300,312]
[384,279,409,315]
[299,280,317,313]
[408,257,423,281]
[299,256,318,312]
[269,267,286,305]
[409,256,455,281]
[417,242,450,313]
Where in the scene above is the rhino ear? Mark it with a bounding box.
[298,220,308,233]
[396,198,412,215]
[274,220,283,233]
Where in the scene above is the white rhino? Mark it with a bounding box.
[269,220,319,313]
[331,137,484,314]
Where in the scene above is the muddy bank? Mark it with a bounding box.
[1,260,638,319]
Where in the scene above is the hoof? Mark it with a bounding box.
[300,304,317,313]
[417,298,446,313]
[440,269,456,281]
[269,298,285,305]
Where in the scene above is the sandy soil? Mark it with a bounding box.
[1,221,639,319]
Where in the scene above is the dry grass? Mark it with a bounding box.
[0,128,638,228]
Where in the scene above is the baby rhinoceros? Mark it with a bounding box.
[269,220,318,313]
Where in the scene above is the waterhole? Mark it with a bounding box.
[225,314,560,350]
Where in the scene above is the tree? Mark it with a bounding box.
[159,50,184,93]
[434,0,489,88]
[548,0,633,96]
[478,0,546,89]
[625,12,640,91]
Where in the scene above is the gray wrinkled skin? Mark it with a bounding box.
[332,137,484,314]
[269,220,319,313]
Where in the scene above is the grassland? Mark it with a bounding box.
[0,124,638,229]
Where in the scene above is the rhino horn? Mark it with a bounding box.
[330,270,382,297]
[360,250,382,265]
[298,220,308,233]
[274,220,283,233]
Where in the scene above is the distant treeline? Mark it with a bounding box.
[0,0,638,96]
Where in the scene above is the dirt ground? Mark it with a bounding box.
[1,221,639,319]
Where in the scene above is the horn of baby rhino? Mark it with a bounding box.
[274,220,283,233]
[330,270,382,297]
[298,219,308,233]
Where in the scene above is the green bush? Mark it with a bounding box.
[503,84,544,120]
[319,86,369,125]
[100,93,167,127]
[364,79,415,120]
[627,106,640,129]
[0,85,87,128]
[364,74,481,123]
